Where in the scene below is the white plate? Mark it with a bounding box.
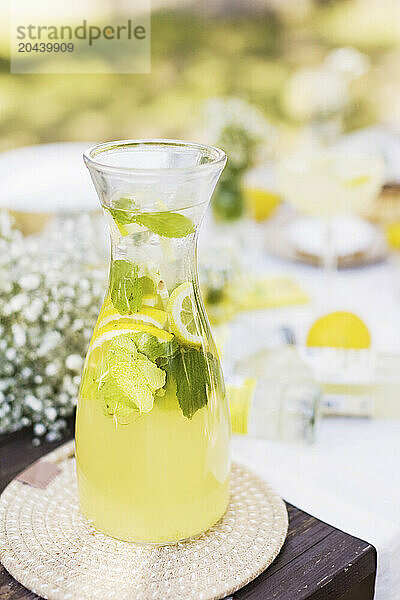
[0,142,98,213]
[286,215,376,258]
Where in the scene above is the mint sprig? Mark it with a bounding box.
[99,335,166,421]
[108,197,195,239]
[138,275,156,295]
[108,197,138,225]
[160,347,216,419]
[133,212,195,238]
[110,259,143,314]
[131,330,178,362]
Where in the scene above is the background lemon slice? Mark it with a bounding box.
[306,311,371,349]
[167,282,202,346]
[244,187,281,222]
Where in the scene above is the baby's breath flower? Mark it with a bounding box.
[203,97,276,220]
[204,97,274,150]
[0,211,106,440]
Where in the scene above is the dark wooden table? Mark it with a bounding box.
[0,425,377,600]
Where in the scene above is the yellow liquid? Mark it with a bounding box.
[277,151,384,218]
[76,383,230,543]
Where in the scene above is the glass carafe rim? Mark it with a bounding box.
[83,139,227,177]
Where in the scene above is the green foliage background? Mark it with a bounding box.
[0,1,399,151]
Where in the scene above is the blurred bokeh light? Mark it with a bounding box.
[0,0,399,150]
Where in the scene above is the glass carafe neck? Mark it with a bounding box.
[84,139,226,216]
[84,139,226,319]
[108,217,199,304]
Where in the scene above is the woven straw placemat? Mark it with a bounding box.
[0,441,288,600]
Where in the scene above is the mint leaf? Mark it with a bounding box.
[108,197,138,225]
[89,351,141,424]
[161,347,213,418]
[107,333,138,358]
[104,402,141,425]
[110,259,143,315]
[100,376,140,424]
[108,196,195,239]
[130,331,178,362]
[107,334,166,394]
[134,212,195,238]
[97,334,166,418]
[138,275,156,295]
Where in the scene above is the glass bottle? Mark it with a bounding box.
[75,140,230,544]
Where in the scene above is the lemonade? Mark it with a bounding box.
[277,149,384,218]
[76,140,230,543]
[76,336,230,542]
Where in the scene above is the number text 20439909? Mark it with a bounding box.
[18,42,74,53]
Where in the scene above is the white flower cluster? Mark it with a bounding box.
[0,212,106,442]
[284,46,370,121]
[324,47,370,81]
[203,97,275,165]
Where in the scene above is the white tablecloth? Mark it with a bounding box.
[232,419,400,600]
[201,223,400,599]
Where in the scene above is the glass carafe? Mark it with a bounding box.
[75,140,230,544]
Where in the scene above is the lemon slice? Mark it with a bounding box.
[86,327,171,370]
[98,306,168,330]
[306,311,371,349]
[344,174,371,187]
[167,282,201,346]
[94,321,173,344]
[244,187,281,222]
[88,322,173,361]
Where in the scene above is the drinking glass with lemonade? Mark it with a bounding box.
[75,141,231,544]
[277,149,384,293]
